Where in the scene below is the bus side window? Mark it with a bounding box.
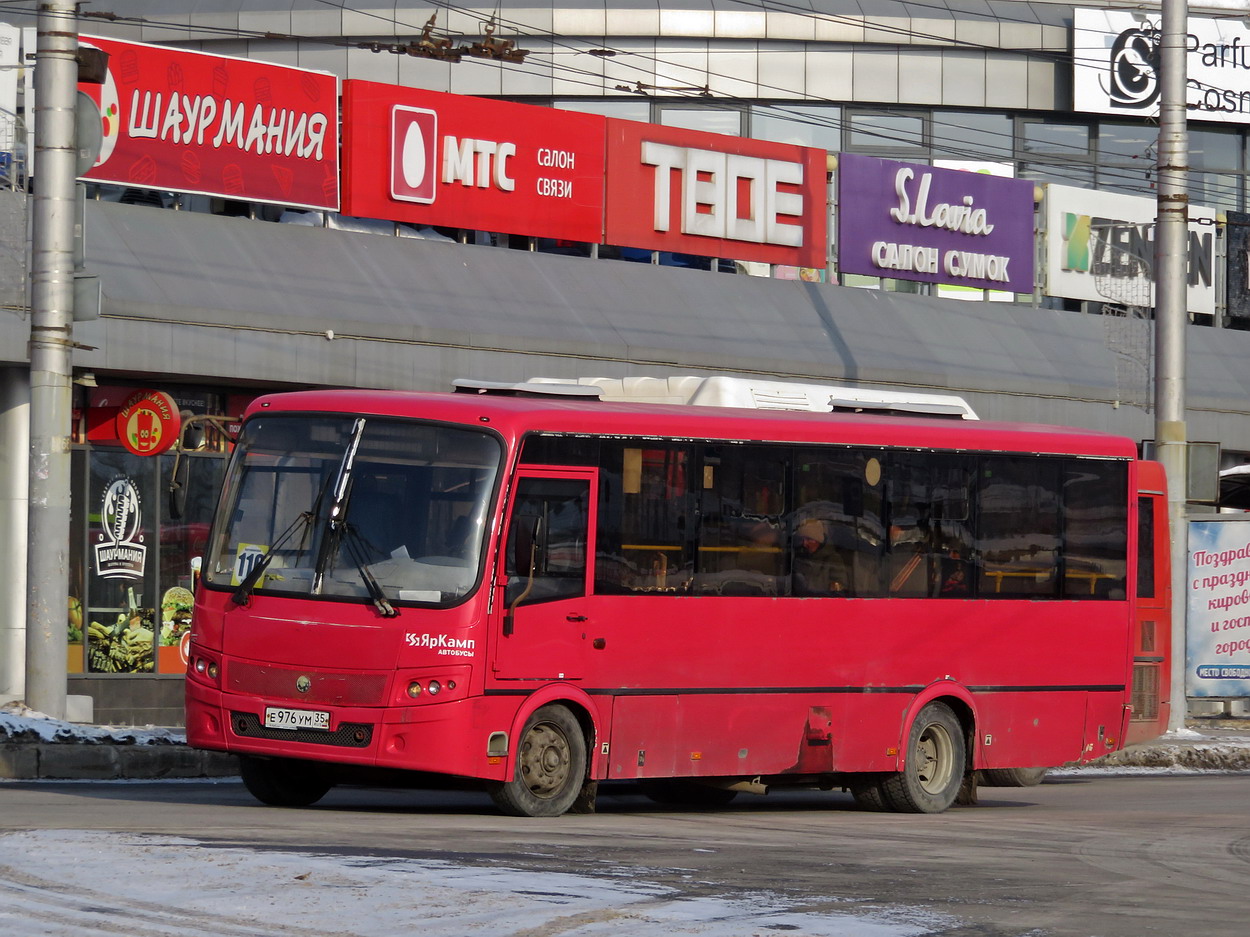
[977,457,1061,598]
[1062,461,1128,599]
[505,478,589,606]
[1136,496,1155,598]
[595,442,694,594]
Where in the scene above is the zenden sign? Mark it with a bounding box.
[836,154,1035,293]
[1043,184,1215,315]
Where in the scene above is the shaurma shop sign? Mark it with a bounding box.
[76,36,339,209]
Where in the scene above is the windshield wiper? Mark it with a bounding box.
[341,524,399,618]
[313,418,367,594]
[231,510,315,606]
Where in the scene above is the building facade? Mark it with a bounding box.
[4,1,1250,723]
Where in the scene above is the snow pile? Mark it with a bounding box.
[0,829,950,937]
[0,702,185,746]
[1082,736,1250,771]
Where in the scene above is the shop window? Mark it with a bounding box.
[83,451,159,674]
[658,106,745,136]
[1020,120,1090,156]
[932,111,1013,162]
[751,105,840,150]
[846,111,926,153]
[553,99,650,124]
[158,453,226,667]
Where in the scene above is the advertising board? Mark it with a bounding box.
[603,120,827,268]
[341,81,606,243]
[77,35,339,209]
[836,154,1035,293]
[1043,184,1216,315]
[1074,8,1250,125]
[1187,518,1250,699]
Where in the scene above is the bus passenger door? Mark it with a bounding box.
[492,470,597,681]
[1127,481,1171,743]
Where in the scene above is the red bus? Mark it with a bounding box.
[185,385,1170,815]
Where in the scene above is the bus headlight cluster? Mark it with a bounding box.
[193,656,219,681]
[406,678,457,699]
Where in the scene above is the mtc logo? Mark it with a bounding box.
[391,105,517,204]
[391,105,437,203]
[641,142,805,247]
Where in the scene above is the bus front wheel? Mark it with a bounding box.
[490,704,587,817]
[880,702,966,814]
[239,755,333,807]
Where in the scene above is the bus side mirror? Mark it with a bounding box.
[504,514,543,636]
[169,451,190,520]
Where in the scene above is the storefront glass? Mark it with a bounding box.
[69,386,233,678]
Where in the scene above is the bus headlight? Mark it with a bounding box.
[427,680,442,696]
[407,681,422,698]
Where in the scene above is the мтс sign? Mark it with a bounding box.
[391,106,437,204]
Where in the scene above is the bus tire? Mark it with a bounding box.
[880,702,966,814]
[490,704,587,818]
[981,766,1049,787]
[849,776,889,811]
[239,755,332,807]
[639,779,739,808]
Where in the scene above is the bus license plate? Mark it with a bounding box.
[263,707,330,731]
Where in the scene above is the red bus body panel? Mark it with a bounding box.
[185,390,1167,789]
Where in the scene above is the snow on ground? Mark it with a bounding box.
[0,702,185,745]
[0,829,951,937]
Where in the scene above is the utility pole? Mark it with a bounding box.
[1154,0,1189,734]
[26,1,78,719]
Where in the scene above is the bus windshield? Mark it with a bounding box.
[206,414,502,606]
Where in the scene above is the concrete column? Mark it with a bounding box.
[0,367,29,703]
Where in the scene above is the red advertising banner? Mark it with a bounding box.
[341,81,606,242]
[604,121,828,268]
[78,36,339,210]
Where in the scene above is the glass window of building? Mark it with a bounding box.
[658,105,745,136]
[750,104,841,150]
[1190,127,1241,170]
[1019,161,1095,190]
[1020,120,1091,157]
[931,111,1013,162]
[553,98,650,124]
[1098,122,1157,164]
[846,110,926,153]
[1189,171,1241,213]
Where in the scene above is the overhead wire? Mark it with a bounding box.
[3,0,1248,204]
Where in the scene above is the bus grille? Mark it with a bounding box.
[1131,662,1160,721]
[230,711,374,748]
[227,661,389,706]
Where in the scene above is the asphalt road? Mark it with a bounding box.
[2,772,1247,937]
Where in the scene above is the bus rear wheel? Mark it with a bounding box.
[849,776,890,811]
[239,755,333,807]
[880,702,966,814]
[981,766,1049,787]
[489,704,587,817]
